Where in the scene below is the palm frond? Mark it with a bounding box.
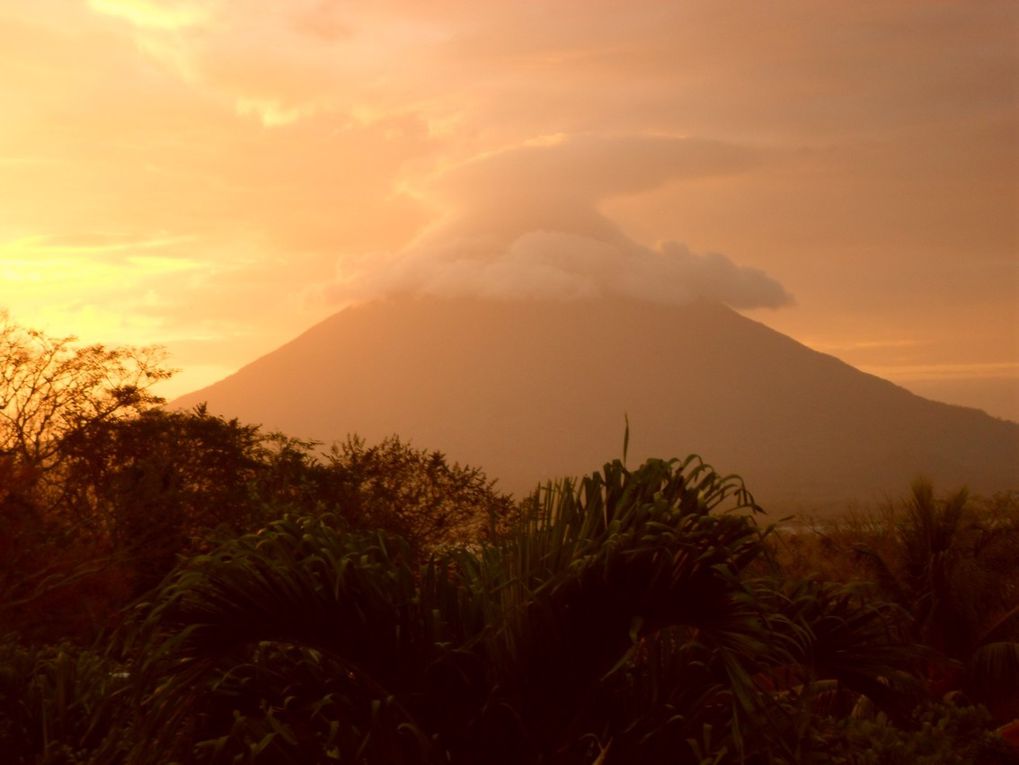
[967,641,1019,707]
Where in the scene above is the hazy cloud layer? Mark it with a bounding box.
[340,234,792,309]
[330,135,792,308]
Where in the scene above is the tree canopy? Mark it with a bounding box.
[0,311,171,475]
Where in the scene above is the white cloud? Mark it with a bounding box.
[329,134,792,309]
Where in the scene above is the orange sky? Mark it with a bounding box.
[2,0,1017,420]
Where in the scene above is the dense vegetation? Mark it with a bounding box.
[2,316,1018,764]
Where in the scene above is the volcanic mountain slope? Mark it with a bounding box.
[174,296,1019,510]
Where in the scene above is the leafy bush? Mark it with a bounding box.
[84,457,923,764]
[0,637,128,765]
[772,482,1019,718]
[320,433,518,551]
[826,700,1019,765]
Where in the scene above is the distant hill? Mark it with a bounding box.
[173,296,1019,511]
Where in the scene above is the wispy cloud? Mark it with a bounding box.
[806,338,924,353]
[861,362,1019,382]
[4,233,195,257]
[87,0,211,31]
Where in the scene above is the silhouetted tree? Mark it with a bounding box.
[55,406,320,595]
[322,434,517,552]
[0,311,170,483]
[0,313,172,637]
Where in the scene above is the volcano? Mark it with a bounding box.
[173,296,1019,510]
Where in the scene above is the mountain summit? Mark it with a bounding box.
[173,296,1018,510]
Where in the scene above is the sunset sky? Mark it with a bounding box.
[2,1,1017,419]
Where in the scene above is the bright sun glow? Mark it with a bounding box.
[0,235,205,344]
[87,0,211,30]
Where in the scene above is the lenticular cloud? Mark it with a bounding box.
[329,134,793,309]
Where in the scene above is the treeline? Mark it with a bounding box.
[2,315,1018,764]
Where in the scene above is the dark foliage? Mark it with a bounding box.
[75,458,932,765]
[320,434,518,551]
[2,318,1016,763]
[774,482,1019,719]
